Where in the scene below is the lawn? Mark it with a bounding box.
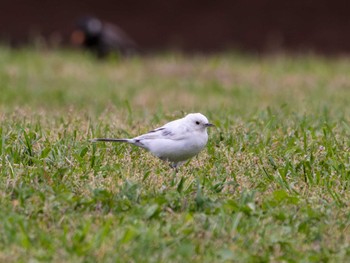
[0,47,349,262]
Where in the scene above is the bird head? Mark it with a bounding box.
[71,16,103,47]
[185,113,214,131]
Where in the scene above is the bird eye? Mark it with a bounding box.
[195,121,200,125]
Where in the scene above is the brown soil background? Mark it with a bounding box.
[1,0,350,54]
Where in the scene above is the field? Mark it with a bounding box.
[0,47,350,262]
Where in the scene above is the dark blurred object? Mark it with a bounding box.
[2,1,350,55]
[71,16,137,58]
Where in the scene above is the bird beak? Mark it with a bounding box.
[205,123,215,127]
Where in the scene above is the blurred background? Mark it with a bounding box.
[1,0,350,55]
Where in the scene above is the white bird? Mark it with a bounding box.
[92,113,214,169]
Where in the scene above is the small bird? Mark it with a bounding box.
[71,16,137,58]
[92,113,214,169]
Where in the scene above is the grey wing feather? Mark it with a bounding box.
[147,127,165,133]
[161,129,174,136]
[135,117,187,141]
[136,127,179,140]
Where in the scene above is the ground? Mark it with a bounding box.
[0,47,349,262]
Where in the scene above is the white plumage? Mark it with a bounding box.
[93,113,214,168]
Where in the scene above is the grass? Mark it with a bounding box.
[0,46,350,262]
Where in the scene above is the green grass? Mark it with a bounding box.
[0,46,350,262]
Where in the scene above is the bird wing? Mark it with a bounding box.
[135,119,189,141]
[102,23,137,51]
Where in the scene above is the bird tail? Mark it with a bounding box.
[91,138,130,143]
